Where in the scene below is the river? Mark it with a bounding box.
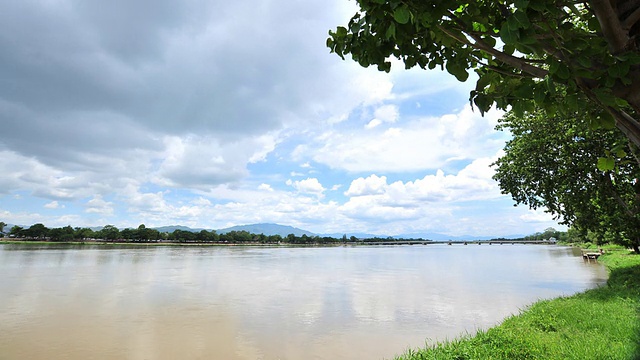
[0,243,607,360]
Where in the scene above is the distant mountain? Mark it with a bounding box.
[322,232,384,239]
[153,225,206,233]
[217,223,315,237]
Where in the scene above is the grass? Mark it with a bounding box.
[395,248,640,360]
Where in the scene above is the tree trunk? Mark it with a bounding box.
[590,0,640,147]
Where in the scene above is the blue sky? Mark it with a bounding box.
[0,0,564,236]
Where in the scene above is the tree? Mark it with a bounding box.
[98,225,120,241]
[24,223,49,239]
[9,225,23,238]
[119,228,134,240]
[74,227,96,240]
[196,230,219,242]
[0,221,6,234]
[49,226,74,242]
[328,0,640,148]
[492,109,640,252]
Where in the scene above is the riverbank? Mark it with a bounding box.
[395,248,640,359]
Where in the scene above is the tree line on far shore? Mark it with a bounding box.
[0,221,585,245]
[0,222,415,244]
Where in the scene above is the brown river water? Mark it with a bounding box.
[0,244,607,360]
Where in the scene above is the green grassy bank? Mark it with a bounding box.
[395,249,640,360]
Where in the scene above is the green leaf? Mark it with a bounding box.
[393,6,411,25]
[593,88,618,107]
[555,64,570,80]
[587,17,601,31]
[336,26,347,37]
[512,101,525,117]
[503,44,515,55]
[549,61,571,80]
[608,62,630,78]
[512,11,531,29]
[576,56,592,68]
[545,76,556,96]
[533,86,546,104]
[446,60,469,81]
[565,93,579,110]
[385,22,396,39]
[472,22,488,32]
[377,61,392,73]
[476,73,493,91]
[600,112,616,129]
[507,16,520,31]
[529,3,546,12]
[473,94,492,114]
[483,35,496,47]
[597,157,615,171]
[514,82,534,98]
[500,23,519,44]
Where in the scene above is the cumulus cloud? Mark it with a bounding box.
[258,183,274,192]
[520,209,559,223]
[154,134,277,189]
[306,105,505,173]
[0,0,385,191]
[365,119,383,129]
[337,156,503,231]
[85,196,115,216]
[286,178,326,196]
[344,175,388,196]
[44,201,62,209]
[373,104,399,123]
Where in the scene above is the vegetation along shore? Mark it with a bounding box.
[394,246,640,360]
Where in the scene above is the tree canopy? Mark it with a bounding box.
[493,108,640,252]
[327,0,640,147]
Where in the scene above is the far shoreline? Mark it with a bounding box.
[0,238,557,247]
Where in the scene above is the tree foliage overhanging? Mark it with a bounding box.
[327,0,640,147]
[493,108,640,252]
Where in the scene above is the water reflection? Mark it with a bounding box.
[0,244,608,359]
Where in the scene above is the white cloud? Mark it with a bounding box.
[344,175,388,196]
[258,183,274,192]
[149,132,282,191]
[520,209,559,223]
[307,105,505,173]
[336,156,504,232]
[365,119,383,129]
[44,201,62,209]
[287,178,326,196]
[373,104,399,123]
[85,196,114,216]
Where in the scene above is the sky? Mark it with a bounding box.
[0,0,564,237]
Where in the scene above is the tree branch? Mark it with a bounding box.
[602,172,636,218]
[589,0,630,53]
[622,7,640,30]
[437,24,549,78]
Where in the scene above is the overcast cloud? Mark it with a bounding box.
[0,0,563,236]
